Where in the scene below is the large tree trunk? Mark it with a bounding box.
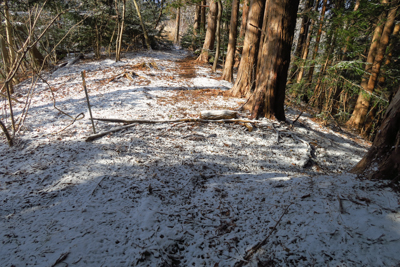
[197,0,218,63]
[305,0,328,84]
[221,0,240,81]
[351,86,400,181]
[228,0,264,97]
[246,0,299,120]
[174,7,181,45]
[347,4,397,129]
[212,1,222,72]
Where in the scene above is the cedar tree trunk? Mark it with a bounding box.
[287,0,313,83]
[246,0,299,120]
[351,86,400,181]
[197,0,218,63]
[221,0,240,81]
[238,0,250,39]
[228,0,264,97]
[174,7,181,45]
[212,1,222,72]
[201,0,206,33]
[305,0,328,84]
[347,5,397,129]
[296,0,319,83]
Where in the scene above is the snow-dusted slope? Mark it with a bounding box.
[1,49,399,266]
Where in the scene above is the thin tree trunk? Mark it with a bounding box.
[132,0,152,50]
[228,0,265,97]
[366,6,398,92]
[174,7,181,45]
[305,0,328,84]
[221,0,240,81]
[212,1,223,72]
[287,0,313,83]
[154,0,164,29]
[194,4,200,36]
[201,0,206,33]
[347,3,396,129]
[197,0,218,63]
[4,0,15,93]
[115,0,121,60]
[246,0,299,120]
[296,0,319,84]
[378,23,400,88]
[332,0,360,115]
[192,5,201,49]
[239,0,250,40]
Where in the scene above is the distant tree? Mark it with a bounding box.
[197,0,218,62]
[221,0,240,82]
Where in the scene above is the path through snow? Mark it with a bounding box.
[1,49,399,266]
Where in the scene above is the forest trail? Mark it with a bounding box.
[0,49,399,267]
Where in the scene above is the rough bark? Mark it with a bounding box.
[221,0,240,81]
[347,4,397,129]
[228,0,264,97]
[351,86,400,181]
[246,0,299,120]
[238,0,250,39]
[197,0,218,63]
[174,7,181,45]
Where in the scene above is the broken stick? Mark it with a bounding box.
[86,118,263,142]
[234,203,293,267]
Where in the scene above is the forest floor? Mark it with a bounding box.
[1,49,399,267]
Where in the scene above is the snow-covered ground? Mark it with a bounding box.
[1,49,399,267]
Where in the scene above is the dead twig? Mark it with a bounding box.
[234,203,293,267]
[51,251,69,267]
[0,119,13,146]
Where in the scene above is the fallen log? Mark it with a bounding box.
[200,110,238,120]
[86,117,263,141]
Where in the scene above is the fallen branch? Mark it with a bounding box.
[0,119,13,146]
[86,118,263,142]
[0,92,23,103]
[92,117,260,124]
[291,111,303,126]
[234,203,293,267]
[51,251,70,267]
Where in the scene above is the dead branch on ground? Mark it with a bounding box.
[234,203,293,267]
[86,117,265,142]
